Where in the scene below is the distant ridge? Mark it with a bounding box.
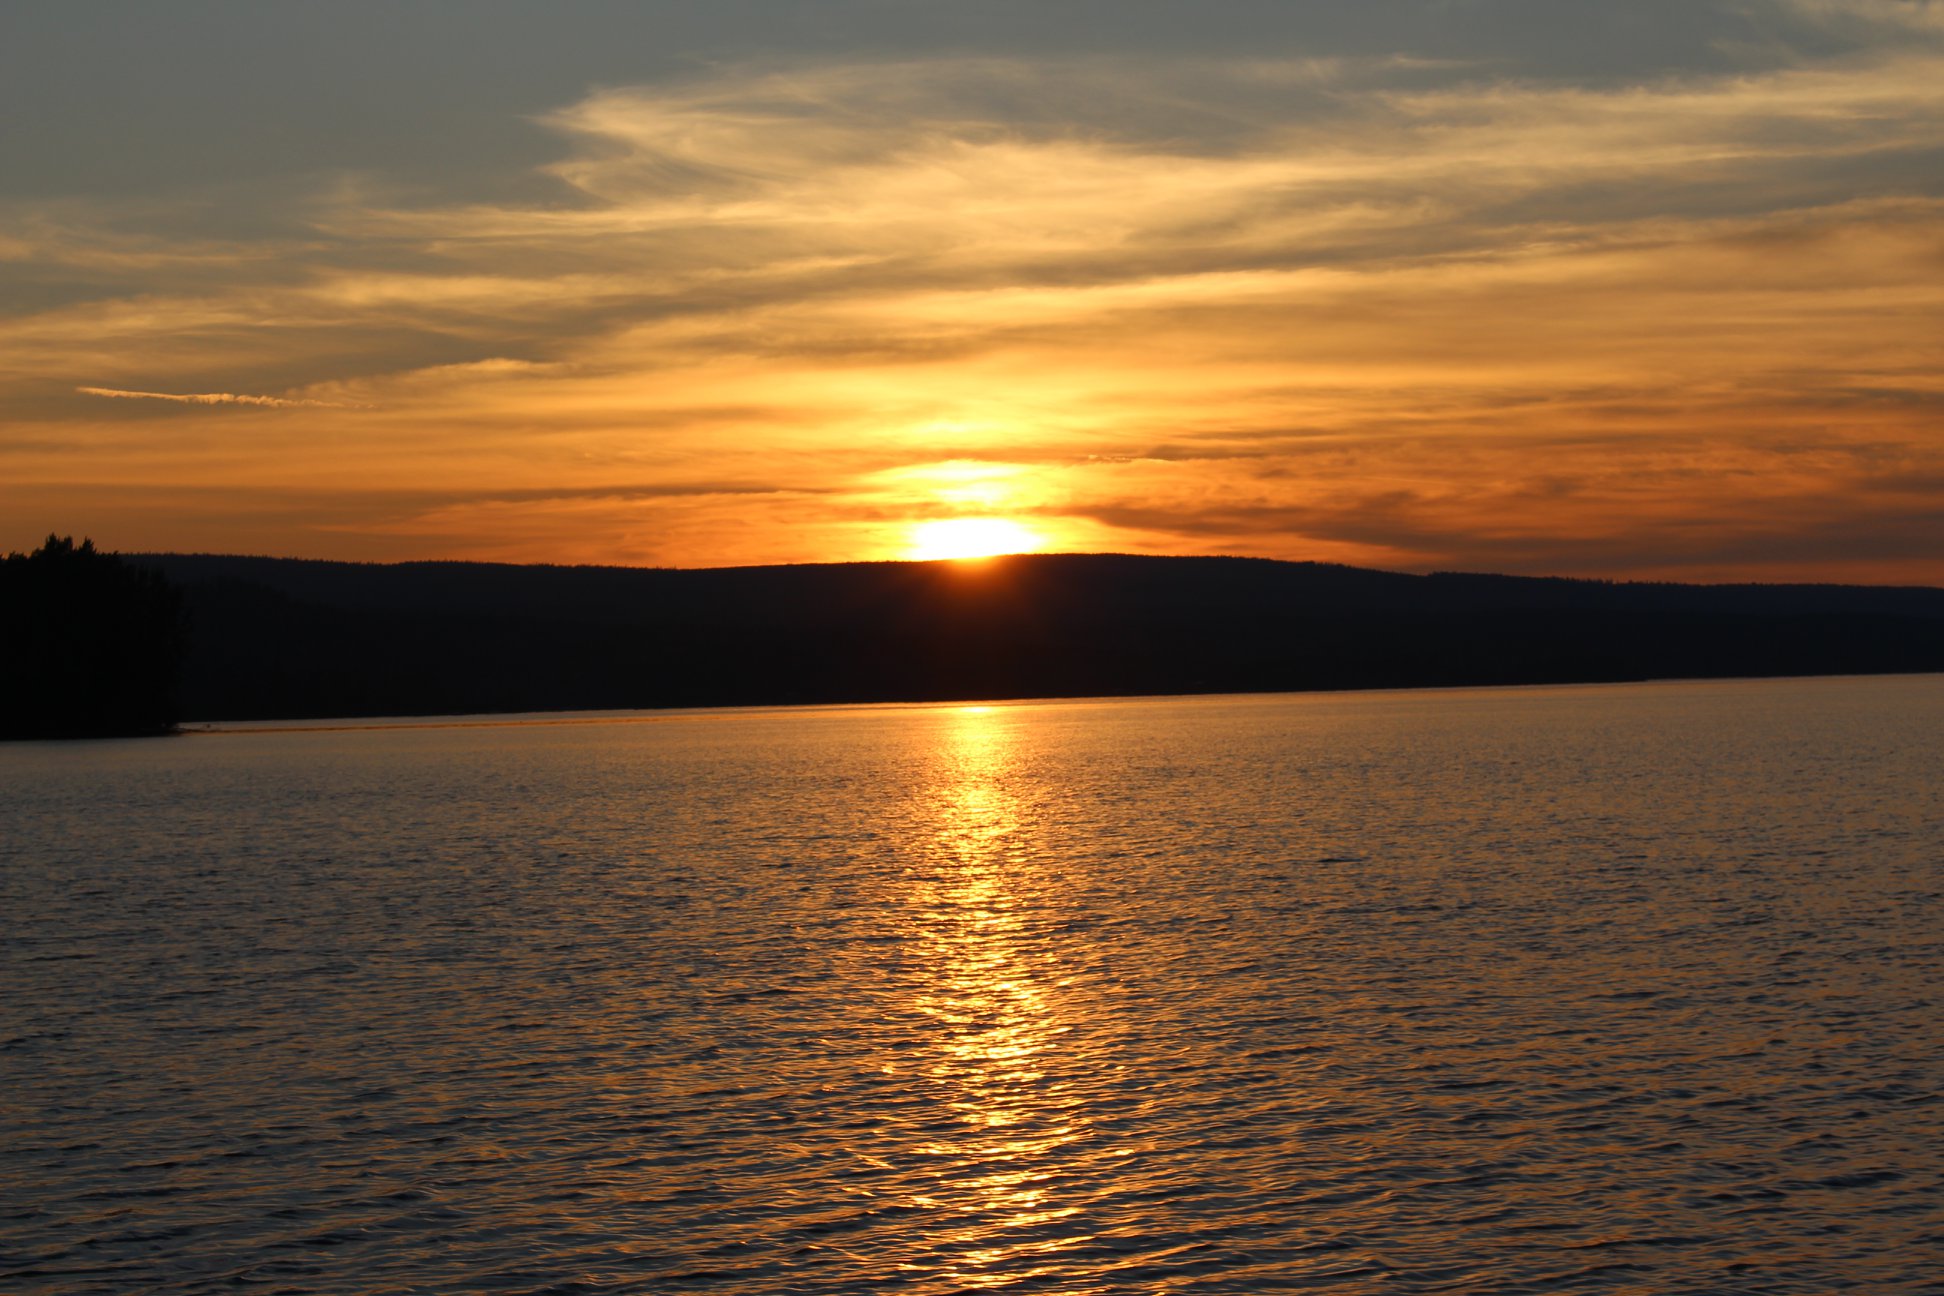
[132,552,1944,722]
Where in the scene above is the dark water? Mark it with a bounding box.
[3,676,1941,1294]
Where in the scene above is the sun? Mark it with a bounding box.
[906,517,1042,562]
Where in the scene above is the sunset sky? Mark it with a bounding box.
[4,1,1941,580]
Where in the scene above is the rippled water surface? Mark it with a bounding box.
[4,676,1942,1293]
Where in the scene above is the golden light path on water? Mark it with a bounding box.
[904,705,1090,1286]
[4,680,1942,1293]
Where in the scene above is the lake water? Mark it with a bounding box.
[3,676,1941,1294]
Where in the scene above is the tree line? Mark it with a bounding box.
[1,536,184,739]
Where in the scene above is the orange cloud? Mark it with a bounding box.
[4,48,1943,582]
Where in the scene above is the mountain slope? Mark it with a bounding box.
[133,553,1944,721]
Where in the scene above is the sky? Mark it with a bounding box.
[3,0,1941,580]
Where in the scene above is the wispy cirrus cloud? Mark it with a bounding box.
[76,386,354,409]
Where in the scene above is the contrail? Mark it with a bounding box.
[77,386,348,409]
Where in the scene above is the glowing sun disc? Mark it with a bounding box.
[907,518,1041,561]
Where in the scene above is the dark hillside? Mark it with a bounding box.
[132,553,1944,722]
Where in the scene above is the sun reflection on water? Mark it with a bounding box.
[903,705,1089,1284]
[13,687,1939,1291]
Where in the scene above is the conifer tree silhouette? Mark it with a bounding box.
[1,536,184,738]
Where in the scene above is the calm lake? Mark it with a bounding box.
[4,676,1941,1293]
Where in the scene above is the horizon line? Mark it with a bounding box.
[80,546,1944,593]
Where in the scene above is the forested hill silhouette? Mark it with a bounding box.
[125,552,1944,722]
[3,536,183,738]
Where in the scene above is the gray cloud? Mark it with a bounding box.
[6,1,1931,208]
[1066,491,1944,578]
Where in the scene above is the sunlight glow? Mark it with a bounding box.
[907,518,1043,562]
[11,47,1943,582]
